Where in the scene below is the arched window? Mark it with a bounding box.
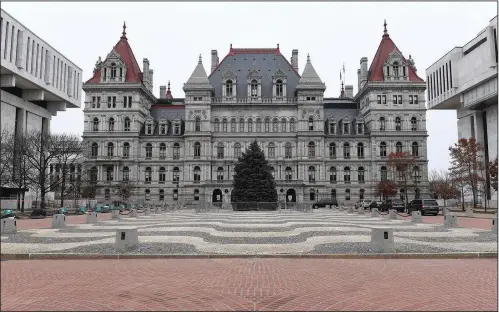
[395,117,402,131]
[251,79,258,97]
[379,117,386,131]
[234,143,241,158]
[290,118,296,132]
[343,142,350,159]
[308,117,314,131]
[217,142,224,159]
[344,166,351,183]
[222,118,228,132]
[331,189,337,200]
[124,117,131,132]
[285,142,292,158]
[145,167,152,183]
[380,166,388,181]
[231,118,236,132]
[393,61,399,77]
[194,142,201,158]
[308,166,316,182]
[281,118,286,132]
[106,166,113,181]
[159,167,166,183]
[329,143,336,159]
[159,189,165,201]
[357,143,364,158]
[412,166,421,182]
[345,189,351,200]
[396,141,403,153]
[122,166,129,181]
[247,118,253,132]
[123,142,130,158]
[308,142,315,158]
[159,143,166,159]
[193,166,201,183]
[173,167,180,183]
[411,117,418,131]
[380,142,387,157]
[195,117,201,132]
[110,62,117,78]
[358,167,365,183]
[145,143,152,159]
[412,142,419,156]
[93,117,99,132]
[239,118,245,132]
[107,142,114,157]
[108,118,115,131]
[194,189,200,201]
[285,166,292,180]
[225,80,233,97]
[214,118,220,132]
[217,166,224,181]
[329,167,337,183]
[272,118,278,132]
[309,189,315,201]
[173,143,180,159]
[91,142,98,158]
[276,79,283,97]
[268,143,275,158]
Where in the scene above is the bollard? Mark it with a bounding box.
[411,211,422,223]
[111,210,120,219]
[370,228,394,252]
[52,214,66,228]
[492,217,497,234]
[388,209,397,220]
[130,209,138,217]
[338,206,344,212]
[370,208,379,218]
[1,218,17,234]
[155,206,162,214]
[358,207,365,215]
[465,208,474,218]
[443,213,458,227]
[86,212,98,224]
[115,228,139,252]
[347,207,354,214]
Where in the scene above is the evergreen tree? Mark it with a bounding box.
[232,140,278,205]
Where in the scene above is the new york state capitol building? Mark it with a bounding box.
[82,23,429,205]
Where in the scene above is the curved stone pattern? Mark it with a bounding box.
[0,210,496,255]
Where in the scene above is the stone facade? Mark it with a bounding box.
[82,23,429,205]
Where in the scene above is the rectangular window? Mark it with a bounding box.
[494,29,497,63]
[409,95,413,104]
[403,66,406,76]
[393,95,397,104]
[343,123,349,135]
[439,67,442,95]
[97,97,100,108]
[449,62,453,88]
[445,63,449,91]
[92,97,96,108]
[123,96,127,108]
[108,96,112,108]
[382,95,386,104]
[398,95,402,104]
[427,78,431,101]
[112,96,116,108]
[4,21,9,60]
[26,37,31,71]
[377,95,381,104]
[9,25,14,62]
[414,95,418,104]
[128,96,132,108]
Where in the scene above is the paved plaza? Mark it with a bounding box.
[1,209,497,255]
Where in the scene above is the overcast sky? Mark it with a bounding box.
[2,2,496,172]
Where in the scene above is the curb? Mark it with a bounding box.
[1,252,497,261]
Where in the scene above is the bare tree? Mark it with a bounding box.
[0,128,14,185]
[429,169,459,207]
[386,151,417,203]
[489,158,498,193]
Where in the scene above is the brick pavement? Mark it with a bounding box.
[15,214,113,230]
[1,258,497,311]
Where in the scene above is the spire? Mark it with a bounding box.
[198,54,202,64]
[383,19,388,37]
[121,22,127,40]
[340,81,345,98]
[183,55,214,92]
[307,53,311,63]
[296,53,326,91]
[165,80,173,99]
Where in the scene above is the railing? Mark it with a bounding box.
[211,97,298,104]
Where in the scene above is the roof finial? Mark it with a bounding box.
[167,80,171,90]
[198,54,202,64]
[383,19,388,36]
[307,53,311,63]
[121,21,127,39]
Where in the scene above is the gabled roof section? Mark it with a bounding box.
[296,54,326,91]
[367,21,423,82]
[85,23,143,84]
[183,55,214,91]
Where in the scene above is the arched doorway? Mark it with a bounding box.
[212,189,223,203]
[286,189,296,202]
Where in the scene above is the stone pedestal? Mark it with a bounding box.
[347,207,354,214]
[86,212,98,224]
[370,228,394,252]
[388,209,397,220]
[338,206,344,212]
[52,214,66,228]
[411,211,422,223]
[131,209,138,217]
[1,218,17,234]
[444,213,458,227]
[358,207,365,215]
[465,208,474,217]
[144,207,151,216]
[155,207,162,214]
[370,208,379,218]
[115,228,139,252]
[492,217,497,234]
[111,210,120,219]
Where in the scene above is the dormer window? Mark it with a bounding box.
[160,123,167,135]
[146,123,152,135]
[393,62,399,77]
[225,80,233,97]
[343,123,349,135]
[357,123,363,134]
[329,122,336,135]
[250,80,258,97]
[110,62,117,78]
[276,80,283,97]
[174,122,181,135]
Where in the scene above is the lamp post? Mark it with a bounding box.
[176,182,180,204]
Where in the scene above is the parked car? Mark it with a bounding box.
[368,201,382,210]
[355,199,372,209]
[379,199,406,212]
[312,198,339,209]
[407,199,440,216]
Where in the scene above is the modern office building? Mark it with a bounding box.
[426,16,497,207]
[82,21,429,205]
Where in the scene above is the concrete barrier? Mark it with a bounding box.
[51,214,66,228]
[338,206,344,212]
[492,217,497,234]
[111,210,120,219]
[86,212,98,224]
[370,208,379,218]
[388,209,397,220]
[370,228,394,252]
[444,213,458,227]
[130,209,138,217]
[155,207,162,214]
[1,218,17,234]
[144,207,151,216]
[411,211,422,223]
[115,228,139,252]
[358,207,365,215]
[347,207,354,214]
[465,208,474,218]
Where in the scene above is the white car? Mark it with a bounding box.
[355,199,372,209]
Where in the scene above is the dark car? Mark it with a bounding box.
[379,199,406,212]
[368,201,381,210]
[312,198,338,209]
[407,199,440,216]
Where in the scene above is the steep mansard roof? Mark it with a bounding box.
[367,23,423,82]
[296,54,326,91]
[85,23,143,84]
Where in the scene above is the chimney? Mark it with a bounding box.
[345,85,353,98]
[291,49,299,72]
[357,69,361,91]
[149,69,154,93]
[160,85,166,99]
[211,50,219,73]
[142,58,150,88]
[360,57,368,89]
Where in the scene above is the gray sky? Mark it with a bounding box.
[2,2,496,172]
